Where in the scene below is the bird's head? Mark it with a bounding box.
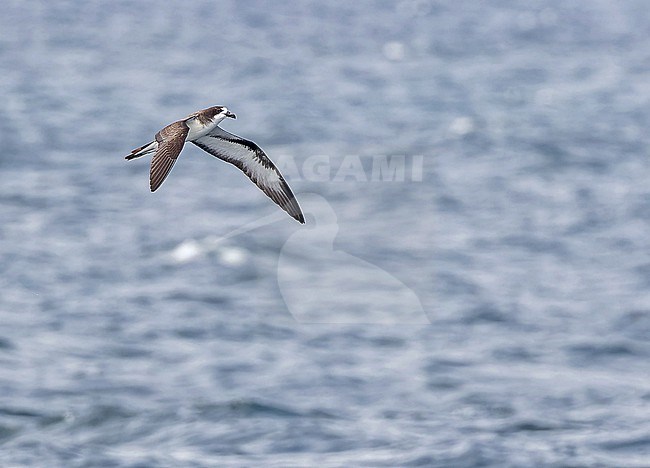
[191,106,237,126]
[209,106,236,121]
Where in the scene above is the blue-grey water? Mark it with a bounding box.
[2,1,650,466]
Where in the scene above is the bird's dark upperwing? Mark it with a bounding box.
[150,121,189,192]
[192,126,305,223]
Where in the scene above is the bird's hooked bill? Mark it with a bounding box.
[226,111,237,119]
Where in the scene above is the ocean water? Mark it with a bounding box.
[1,0,650,466]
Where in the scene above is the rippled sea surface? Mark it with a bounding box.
[1,1,650,466]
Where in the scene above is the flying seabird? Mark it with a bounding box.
[125,105,304,223]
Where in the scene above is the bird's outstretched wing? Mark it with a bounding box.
[150,121,189,192]
[192,126,305,223]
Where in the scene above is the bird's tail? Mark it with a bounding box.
[125,141,157,160]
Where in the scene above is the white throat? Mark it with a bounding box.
[186,115,224,141]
